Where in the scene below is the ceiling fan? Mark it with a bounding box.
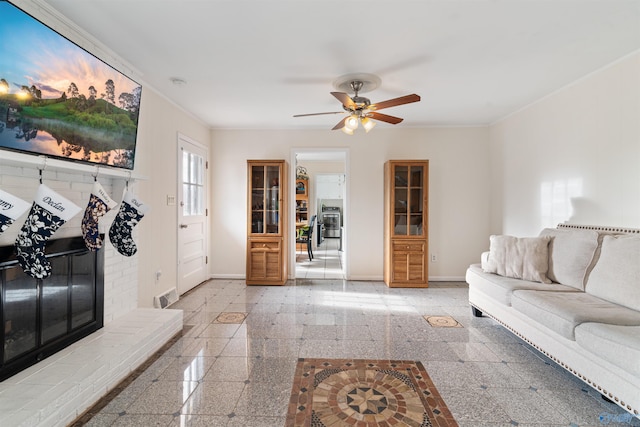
[293,73,420,134]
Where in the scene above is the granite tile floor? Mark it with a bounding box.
[295,236,344,279]
[83,279,640,427]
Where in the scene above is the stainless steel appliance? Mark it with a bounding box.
[322,206,341,238]
[317,222,324,246]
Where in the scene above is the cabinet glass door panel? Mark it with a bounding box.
[410,167,423,187]
[409,184,423,235]
[250,164,281,235]
[394,215,407,235]
[409,188,423,213]
[251,166,266,233]
[393,165,425,237]
[265,165,280,234]
[409,214,423,235]
[394,189,408,213]
[394,166,408,187]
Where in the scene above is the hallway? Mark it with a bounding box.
[295,236,344,280]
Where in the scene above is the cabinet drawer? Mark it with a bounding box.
[392,241,425,253]
[250,240,280,251]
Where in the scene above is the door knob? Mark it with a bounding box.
[180,224,188,229]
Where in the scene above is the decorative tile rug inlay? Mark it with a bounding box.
[286,358,458,427]
[213,312,247,324]
[424,315,463,328]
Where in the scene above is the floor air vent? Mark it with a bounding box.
[154,288,179,308]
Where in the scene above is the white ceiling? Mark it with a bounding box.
[41,0,640,130]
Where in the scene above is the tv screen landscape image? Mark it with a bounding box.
[0,1,142,170]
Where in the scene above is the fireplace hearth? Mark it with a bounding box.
[0,236,104,381]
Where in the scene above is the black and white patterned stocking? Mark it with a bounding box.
[15,184,81,279]
[0,189,30,234]
[108,190,148,257]
[81,181,117,251]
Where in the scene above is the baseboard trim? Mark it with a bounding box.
[207,274,467,282]
[429,276,466,282]
[209,274,244,279]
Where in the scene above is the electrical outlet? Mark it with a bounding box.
[431,254,437,262]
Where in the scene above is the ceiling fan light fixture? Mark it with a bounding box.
[361,117,376,133]
[294,73,420,134]
[345,115,359,131]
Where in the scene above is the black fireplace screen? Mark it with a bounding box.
[0,236,104,381]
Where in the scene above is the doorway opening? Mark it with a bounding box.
[290,148,348,280]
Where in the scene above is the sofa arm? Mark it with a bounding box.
[480,251,490,270]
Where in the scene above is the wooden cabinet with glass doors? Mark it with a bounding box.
[246,160,288,285]
[383,160,429,287]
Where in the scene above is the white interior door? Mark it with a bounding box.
[177,134,208,295]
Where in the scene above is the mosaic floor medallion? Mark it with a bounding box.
[213,312,247,324]
[424,316,462,328]
[286,358,458,427]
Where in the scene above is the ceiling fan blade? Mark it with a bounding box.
[331,91,355,109]
[368,111,404,125]
[370,94,420,111]
[332,117,348,130]
[293,112,344,117]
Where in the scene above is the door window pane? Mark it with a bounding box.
[182,151,205,216]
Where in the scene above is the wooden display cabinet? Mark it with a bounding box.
[246,160,288,285]
[383,160,429,287]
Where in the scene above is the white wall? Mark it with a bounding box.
[210,127,491,281]
[489,51,640,236]
[133,89,211,307]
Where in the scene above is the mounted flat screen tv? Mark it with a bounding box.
[0,1,142,170]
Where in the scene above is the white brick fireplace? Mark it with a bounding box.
[0,159,183,426]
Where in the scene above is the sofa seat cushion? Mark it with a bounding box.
[511,290,640,340]
[575,323,640,377]
[586,234,640,311]
[467,264,578,306]
[539,228,599,290]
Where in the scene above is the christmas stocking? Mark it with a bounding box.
[15,184,81,279]
[81,181,117,251]
[108,190,149,257]
[0,189,31,234]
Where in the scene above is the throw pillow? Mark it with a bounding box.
[539,228,599,290]
[483,235,552,283]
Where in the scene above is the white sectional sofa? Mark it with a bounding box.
[466,224,640,417]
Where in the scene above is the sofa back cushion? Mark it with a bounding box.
[586,234,640,311]
[539,228,599,290]
[483,235,552,283]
